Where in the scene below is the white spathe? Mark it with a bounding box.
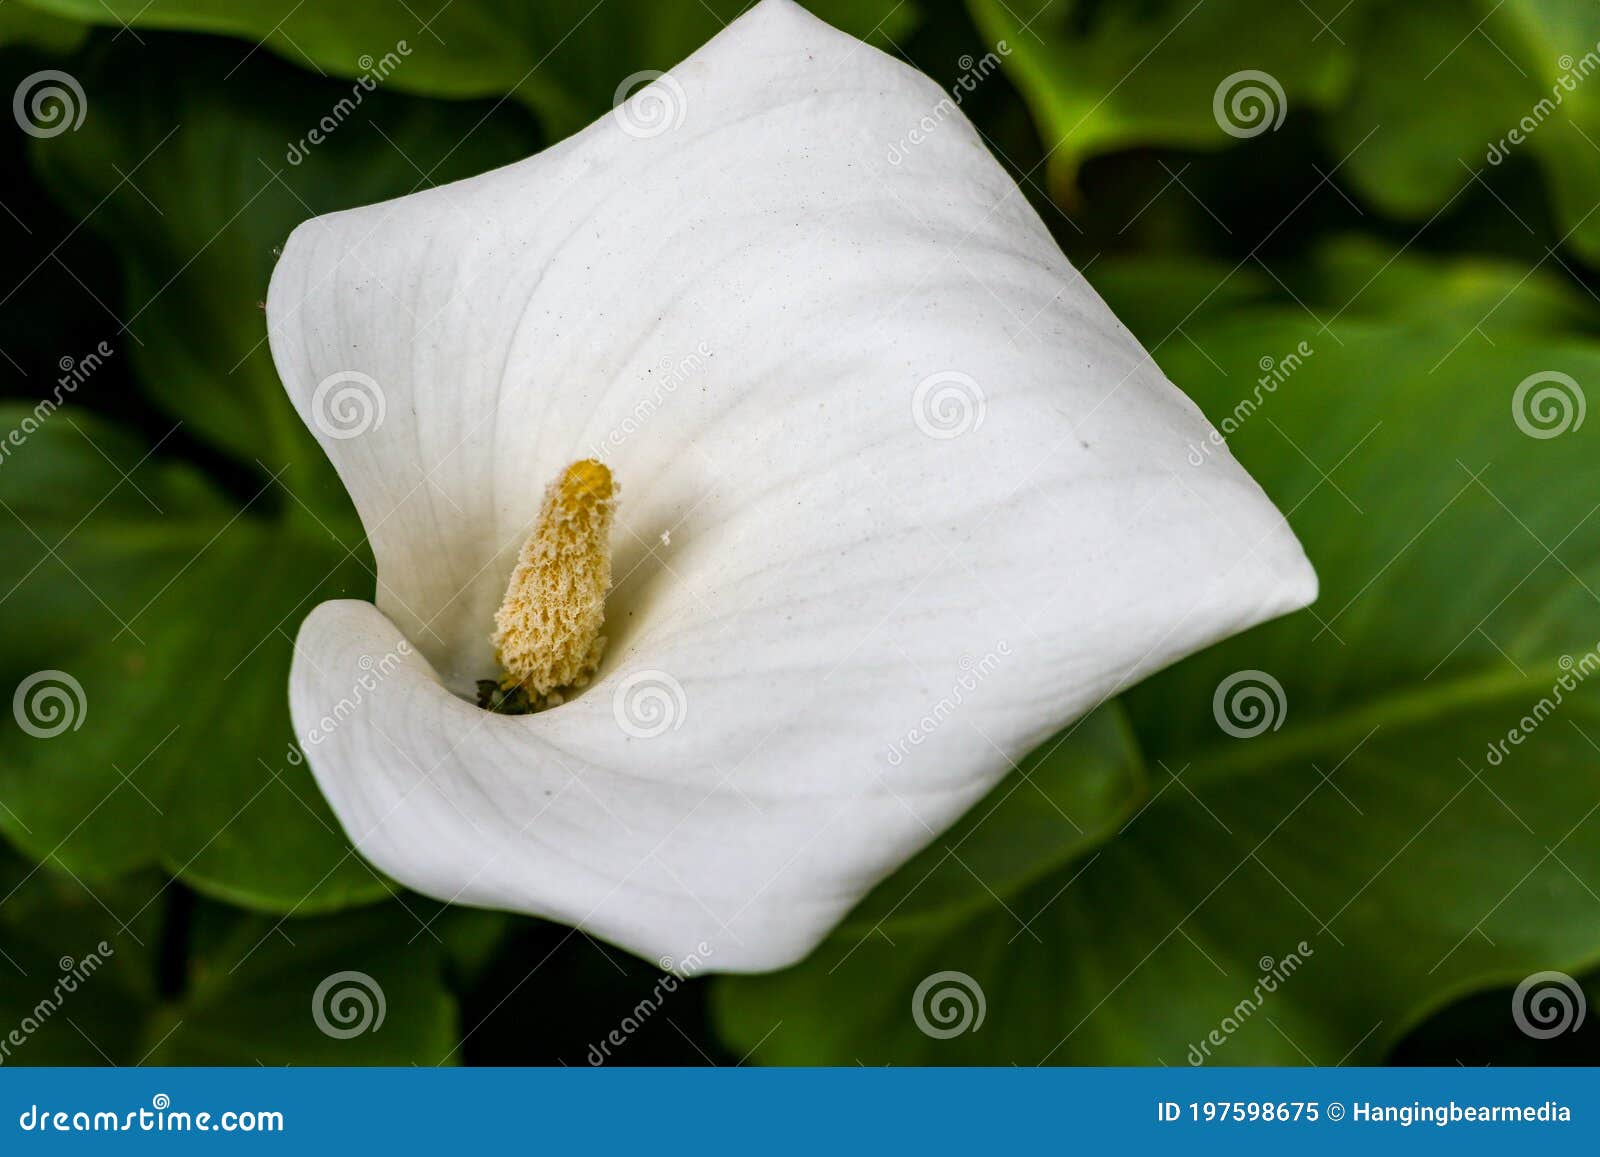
[268,0,1316,972]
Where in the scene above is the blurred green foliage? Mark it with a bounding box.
[0,0,1597,1065]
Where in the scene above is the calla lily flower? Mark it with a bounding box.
[267,0,1316,972]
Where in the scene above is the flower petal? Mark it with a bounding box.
[271,0,1316,970]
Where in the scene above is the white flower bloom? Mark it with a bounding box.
[267,0,1315,972]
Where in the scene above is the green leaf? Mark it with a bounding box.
[715,289,1600,1065]
[18,0,918,140]
[148,902,459,1064]
[975,0,1600,261]
[27,36,540,515]
[0,848,461,1064]
[1293,235,1599,340]
[0,850,161,1064]
[1327,0,1600,262]
[0,409,384,910]
[0,1,86,52]
[1500,1,1600,263]
[967,0,1355,196]
[1328,0,1517,219]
